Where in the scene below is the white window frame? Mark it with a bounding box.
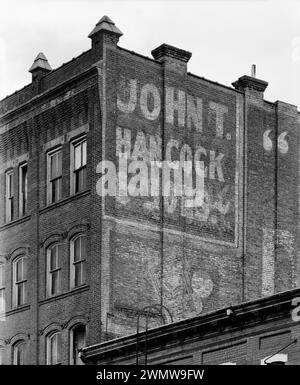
[47,147,62,205]
[5,170,14,222]
[13,256,27,308]
[70,324,86,365]
[70,136,87,195]
[19,162,28,217]
[70,235,86,289]
[46,332,62,365]
[13,341,25,365]
[46,244,62,297]
[261,353,288,365]
[0,263,5,313]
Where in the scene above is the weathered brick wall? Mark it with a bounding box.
[0,22,299,364]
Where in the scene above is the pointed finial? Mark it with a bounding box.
[88,15,123,39]
[29,52,52,73]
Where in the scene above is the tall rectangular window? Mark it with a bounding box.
[47,244,62,297]
[0,263,5,313]
[5,170,14,222]
[13,256,27,307]
[19,163,28,216]
[71,138,86,194]
[47,332,62,365]
[70,235,86,289]
[47,148,62,204]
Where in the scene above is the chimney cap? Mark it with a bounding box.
[29,52,52,73]
[232,75,268,93]
[151,43,192,63]
[88,15,123,39]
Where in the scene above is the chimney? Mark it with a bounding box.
[232,69,268,100]
[151,44,191,74]
[88,16,123,58]
[29,52,52,82]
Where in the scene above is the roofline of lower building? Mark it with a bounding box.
[81,287,300,361]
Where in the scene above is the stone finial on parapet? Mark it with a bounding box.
[89,16,123,57]
[29,52,52,82]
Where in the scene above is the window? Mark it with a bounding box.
[47,148,62,204]
[70,235,86,289]
[70,324,86,365]
[46,244,62,297]
[5,170,14,222]
[71,137,86,194]
[13,256,27,307]
[19,163,28,216]
[261,354,288,365]
[0,263,5,313]
[13,341,25,365]
[47,332,62,365]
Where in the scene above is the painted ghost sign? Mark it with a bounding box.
[99,74,240,244]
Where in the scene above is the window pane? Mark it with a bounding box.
[73,325,86,364]
[14,343,25,365]
[50,153,56,179]
[74,238,81,262]
[51,271,59,295]
[0,289,5,313]
[17,283,24,306]
[16,259,23,282]
[81,167,86,190]
[74,144,82,170]
[7,173,13,197]
[22,165,28,192]
[57,150,62,176]
[0,264,3,287]
[50,151,62,179]
[82,141,87,166]
[80,236,86,259]
[74,264,82,287]
[50,334,57,364]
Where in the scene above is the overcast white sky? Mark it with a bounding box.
[0,0,299,108]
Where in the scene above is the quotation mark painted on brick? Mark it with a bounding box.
[263,130,289,154]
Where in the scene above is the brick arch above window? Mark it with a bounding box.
[6,246,30,261]
[67,222,90,241]
[40,322,64,337]
[66,315,89,330]
[7,332,30,347]
[40,232,67,249]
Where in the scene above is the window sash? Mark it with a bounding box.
[48,333,61,365]
[13,258,26,307]
[0,264,4,288]
[0,289,5,313]
[72,325,86,365]
[13,343,25,365]
[70,236,86,288]
[71,138,86,195]
[48,149,62,204]
[47,245,62,296]
[6,171,14,221]
[19,164,28,216]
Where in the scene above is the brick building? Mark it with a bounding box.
[0,16,299,365]
[81,288,300,365]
